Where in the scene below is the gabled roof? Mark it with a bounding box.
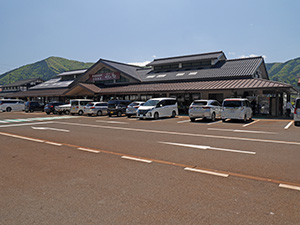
[147,51,226,66]
[100,59,142,82]
[1,78,43,87]
[139,57,264,82]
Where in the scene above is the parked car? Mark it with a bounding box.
[107,100,131,117]
[137,98,178,120]
[70,99,93,115]
[126,101,145,117]
[189,99,221,122]
[221,98,252,122]
[294,98,300,126]
[25,101,44,112]
[84,102,108,116]
[0,99,25,112]
[55,103,71,115]
[44,102,64,114]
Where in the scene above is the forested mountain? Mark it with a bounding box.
[0,57,93,85]
[266,57,300,91]
[0,56,299,91]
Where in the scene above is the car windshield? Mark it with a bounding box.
[296,99,300,108]
[223,101,242,107]
[71,101,78,106]
[192,101,207,106]
[143,100,160,107]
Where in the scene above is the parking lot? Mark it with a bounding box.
[0,112,300,224]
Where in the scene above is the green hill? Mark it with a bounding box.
[0,57,94,85]
[266,57,300,91]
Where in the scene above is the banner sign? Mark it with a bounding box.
[90,72,120,82]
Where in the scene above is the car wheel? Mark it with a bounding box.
[243,115,247,123]
[154,112,159,120]
[30,109,34,112]
[222,119,226,122]
[46,112,50,115]
[295,121,300,126]
[65,110,70,115]
[190,118,195,122]
[108,114,112,117]
[171,111,176,118]
[6,107,12,112]
[97,110,102,116]
[117,111,122,117]
[78,110,83,116]
[211,112,216,122]
[127,115,131,118]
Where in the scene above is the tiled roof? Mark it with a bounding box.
[147,51,225,66]
[29,78,74,90]
[99,78,293,94]
[140,57,263,82]
[78,83,101,93]
[7,88,69,97]
[101,59,142,82]
[1,78,43,87]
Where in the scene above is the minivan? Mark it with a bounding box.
[189,99,221,122]
[221,98,252,122]
[294,98,300,126]
[137,98,178,120]
[107,100,131,117]
[84,102,108,116]
[70,99,93,115]
[0,99,25,112]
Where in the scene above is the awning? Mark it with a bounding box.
[99,78,297,94]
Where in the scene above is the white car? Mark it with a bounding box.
[55,104,71,115]
[126,101,145,118]
[294,98,300,126]
[221,98,252,122]
[0,99,25,112]
[137,98,178,120]
[84,102,108,116]
[189,99,221,122]
[70,99,93,115]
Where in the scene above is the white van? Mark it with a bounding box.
[70,99,93,115]
[0,99,25,112]
[221,98,252,122]
[137,98,178,120]
[294,98,300,126]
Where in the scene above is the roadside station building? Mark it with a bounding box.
[9,51,297,116]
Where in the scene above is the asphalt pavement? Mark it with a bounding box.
[0,112,299,224]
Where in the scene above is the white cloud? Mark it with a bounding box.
[239,54,267,59]
[128,61,151,67]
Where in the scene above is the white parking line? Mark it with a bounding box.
[207,120,222,125]
[207,128,277,135]
[159,141,256,155]
[279,184,300,191]
[177,120,190,123]
[243,120,260,127]
[54,121,300,146]
[96,120,128,124]
[184,167,229,177]
[77,147,100,154]
[284,121,293,130]
[0,121,54,128]
[45,142,63,146]
[121,156,152,163]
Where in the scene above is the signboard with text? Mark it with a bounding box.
[90,72,120,82]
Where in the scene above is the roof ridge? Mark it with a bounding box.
[153,51,224,61]
[100,59,143,69]
[226,56,263,62]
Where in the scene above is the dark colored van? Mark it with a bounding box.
[25,101,44,112]
[44,102,64,114]
[107,100,131,117]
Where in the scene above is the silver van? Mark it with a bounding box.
[221,98,252,122]
[0,99,25,112]
[70,99,93,115]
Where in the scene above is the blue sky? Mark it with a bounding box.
[0,0,299,74]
